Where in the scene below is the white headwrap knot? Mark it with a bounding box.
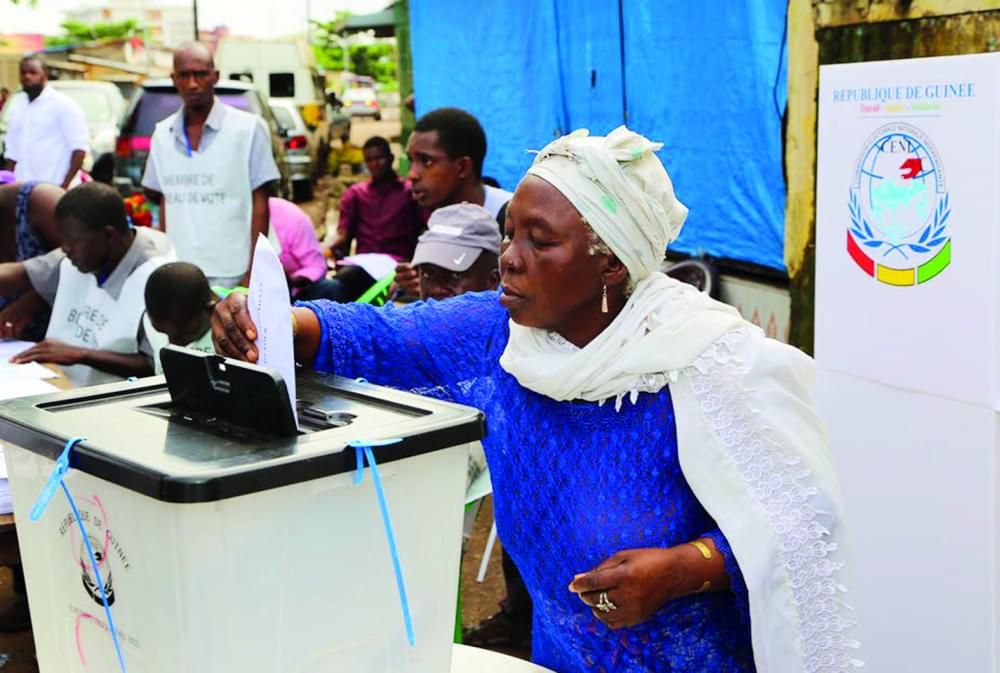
[526,126,688,281]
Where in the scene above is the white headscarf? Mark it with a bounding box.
[499,126,745,408]
[524,126,687,281]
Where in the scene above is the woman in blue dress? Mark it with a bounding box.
[214,127,861,673]
[0,180,64,339]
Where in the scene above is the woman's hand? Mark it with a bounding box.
[568,543,726,630]
[211,291,258,362]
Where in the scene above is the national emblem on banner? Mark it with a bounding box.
[847,122,951,286]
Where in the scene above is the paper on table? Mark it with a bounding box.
[0,378,59,401]
[0,339,34,361]
[248,233,298,427]
[0,361,58,380]
[342,253,397,282]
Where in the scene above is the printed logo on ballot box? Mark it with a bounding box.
[847,122,952,286]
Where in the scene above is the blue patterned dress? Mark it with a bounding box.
[1,181,50,339]
[302,292,755,672]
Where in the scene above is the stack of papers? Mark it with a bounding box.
[0,340,60,401]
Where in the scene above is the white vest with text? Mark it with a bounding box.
[150,105,256,278]
[47,257,167,387]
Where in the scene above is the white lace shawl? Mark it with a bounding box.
[672,326,863,673]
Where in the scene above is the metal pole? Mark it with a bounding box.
[192,0,200,41]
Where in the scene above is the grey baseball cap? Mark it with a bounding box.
[411,202,501,272]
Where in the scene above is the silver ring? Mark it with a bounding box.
[596,591,618,613]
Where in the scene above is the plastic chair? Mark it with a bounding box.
[354,273,395,306]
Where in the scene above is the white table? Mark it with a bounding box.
[451,644,554,672]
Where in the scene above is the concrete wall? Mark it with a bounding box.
[785,0,1000,353]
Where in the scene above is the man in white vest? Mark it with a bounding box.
[142,42,279,288]
[0,183,174,386]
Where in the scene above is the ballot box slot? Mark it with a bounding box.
[139,400,357,437]
[37,383,164,412]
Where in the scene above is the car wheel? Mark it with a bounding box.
[292,180,314,203]
[375,112,382,122]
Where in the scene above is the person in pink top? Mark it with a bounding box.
[267,197,329,298]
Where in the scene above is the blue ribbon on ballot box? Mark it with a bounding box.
[31,437,129,673]
[349,437,415,647]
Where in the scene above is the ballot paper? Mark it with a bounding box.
[248,234,298,427]
[342,253,397,282]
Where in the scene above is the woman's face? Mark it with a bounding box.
[500,176,606,343]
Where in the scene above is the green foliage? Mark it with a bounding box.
[44,19,143,48]
[310,18,398,87]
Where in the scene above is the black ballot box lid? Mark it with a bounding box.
[0,366,485,504]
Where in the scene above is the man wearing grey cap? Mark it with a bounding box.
[406,202,500,301]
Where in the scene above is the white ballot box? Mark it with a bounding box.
[0,354,483,673]
[816,52,1000,673]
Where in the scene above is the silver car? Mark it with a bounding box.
[342,86,381,121]
[269,98,318,202]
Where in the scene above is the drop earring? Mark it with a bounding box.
[601,284,608,313]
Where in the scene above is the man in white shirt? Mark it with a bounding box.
[142,42,279,288]
[0,183,174,386]
[3,56,89,188]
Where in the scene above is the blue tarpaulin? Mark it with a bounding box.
[409,1,788,270]
[409,2,564,194]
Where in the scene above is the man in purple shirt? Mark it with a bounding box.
[330,136,425,261]
[322,136,425,302]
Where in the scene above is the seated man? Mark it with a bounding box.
[144,261,219,373]
[0,182,174,386]
[324,136,427,302]
[407,202,500,301]
[331,136,425,262]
